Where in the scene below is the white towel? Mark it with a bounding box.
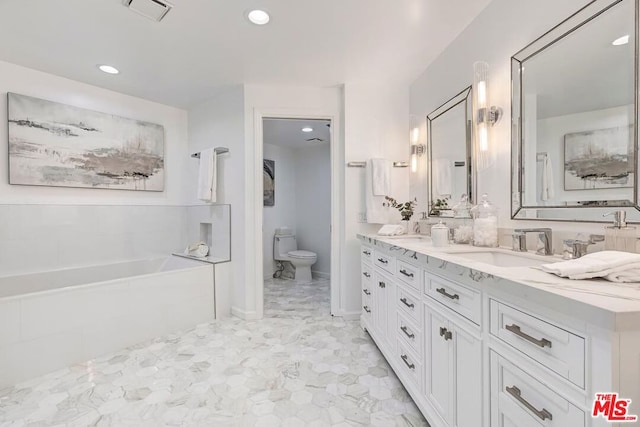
[541,154,555,201]
[197,148,217,203]
[377,224,405,236]
[541,251,640,282]
[371,158,390,196]
[433,159,452,198]
[365,159,389,224]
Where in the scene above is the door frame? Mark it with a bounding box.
[253,109,343,318]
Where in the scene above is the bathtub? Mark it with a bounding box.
[0,256,215,388]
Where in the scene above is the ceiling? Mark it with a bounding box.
[0,0,492,109]
[263,118,331,149]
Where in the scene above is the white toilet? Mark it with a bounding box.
[273,228,317,283]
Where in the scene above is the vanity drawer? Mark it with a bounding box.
[373,250,395,274]
[361,263,373,283]
[490,351,585,427]
[425,273,481,326]
[397,311,422,358]
[396,259,423,292]
[490,300,585,388]
[361,245,373,263]
[362,293,372,320]
[397,340,423,391]
[397,284,422,325]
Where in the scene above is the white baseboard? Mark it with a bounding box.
[312,270,330,279]
[231,306,259,320]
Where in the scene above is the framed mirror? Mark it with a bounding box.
[427,86,474,217]
[511,0,639,222]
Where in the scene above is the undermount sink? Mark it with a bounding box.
[450,250,558,268]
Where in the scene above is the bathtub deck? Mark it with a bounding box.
[0,278,426,426]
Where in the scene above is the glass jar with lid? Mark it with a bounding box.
[431,221,450,247]
[452,194,473,244]
[470,193,498,247]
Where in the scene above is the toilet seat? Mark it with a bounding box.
[288,250,316,259]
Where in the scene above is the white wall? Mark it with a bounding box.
[344,81,410,314]
[262,143,297,278]
[0,61,192,275]
[410,0,613,243]
[187,85,246,314]
[0,60,189,206]
[295,144,331,276]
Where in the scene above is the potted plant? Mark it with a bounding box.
[430,198,450,216]
[384,196,417,232]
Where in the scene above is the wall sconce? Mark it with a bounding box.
[409,114,425,173]
[473,61,502,170]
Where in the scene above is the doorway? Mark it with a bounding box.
[261,117,333,317]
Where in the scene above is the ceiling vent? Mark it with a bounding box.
[123,0,173,22]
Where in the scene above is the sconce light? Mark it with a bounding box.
[473,61,502,170]
[409,114,425,173]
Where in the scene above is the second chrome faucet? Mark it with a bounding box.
[512,228,553,255]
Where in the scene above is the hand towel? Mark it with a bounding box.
[541,251,640,282]
[433,159,452,198]
[197,148,217,203]
[371,158,390,196]
[365,159,389,224]
[377,224,405,236]
[541,154,555,201]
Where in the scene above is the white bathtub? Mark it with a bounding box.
[0,256,215,388]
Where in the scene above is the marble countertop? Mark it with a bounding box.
[357,233,640,332]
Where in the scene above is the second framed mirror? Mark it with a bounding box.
[427,86,475,217]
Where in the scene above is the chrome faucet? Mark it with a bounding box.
[563,234,604,259]
[512,228,553,255]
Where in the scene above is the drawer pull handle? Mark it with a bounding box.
[505,324,553,349]
[363,272,371,278]
[379,281,386,288]
[400,297,415,308]
[439,327,452,341]
[506,386,553,421]
[436,287,460,300]
[399,269,414,278]
[363,250,371,255]
[377,258,388,264]
[400,326,415,339]
[363,289,371,296]
[363,306,371,313]
[400,354,415,370]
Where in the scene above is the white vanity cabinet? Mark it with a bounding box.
[358,236,640,427]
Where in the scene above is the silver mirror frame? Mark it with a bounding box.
[511,0,640,222]
[427,86,475,216]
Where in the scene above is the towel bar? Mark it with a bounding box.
[191,147,229,158]
[347,161,409,168]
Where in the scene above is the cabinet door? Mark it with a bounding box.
[384,280,397,354]
[373,274,387,341]
[425,304,453,424]
[454,324,482,427]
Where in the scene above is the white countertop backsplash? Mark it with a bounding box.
[357,233,640,332]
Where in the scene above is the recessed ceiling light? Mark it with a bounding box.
[98,64,120,74]
[302,127,313,133]
[248,9,270,25]
[612,35,630,46]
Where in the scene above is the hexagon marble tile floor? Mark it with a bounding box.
[0,277,427,427]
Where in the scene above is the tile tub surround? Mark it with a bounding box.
[0,256,215,389]
[358,234,640,331]
[0,278,427,426]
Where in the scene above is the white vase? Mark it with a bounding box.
[400,220,410,234]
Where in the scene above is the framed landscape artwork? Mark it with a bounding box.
[564,125,634,190]
[8,93,165,191]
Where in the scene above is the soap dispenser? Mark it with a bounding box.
[603,211,637,253]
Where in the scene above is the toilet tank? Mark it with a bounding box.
[274,234,297,259]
